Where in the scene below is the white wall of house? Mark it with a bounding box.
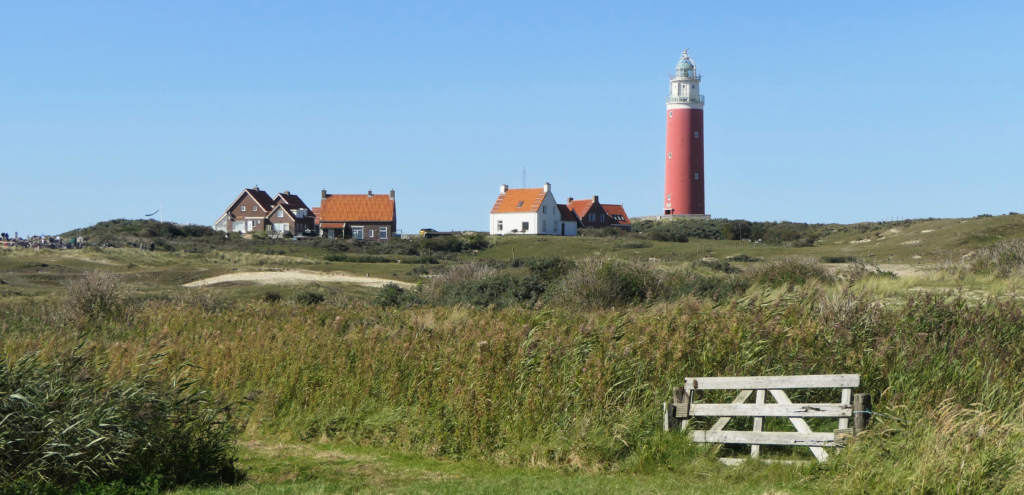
[560,220,577,236]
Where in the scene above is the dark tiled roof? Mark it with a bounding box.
[245,189,275,211]
[275,193,309,210]
[557,204,578,222]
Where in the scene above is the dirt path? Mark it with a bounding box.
[183,269,414,288]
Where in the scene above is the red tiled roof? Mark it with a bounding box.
[491,188,545,214]
[557,204,578,222]
[275,193,309,210]
[311,207,321,226]
[319,194,395,223]
[602,204,631,225]
[567,199,595,219]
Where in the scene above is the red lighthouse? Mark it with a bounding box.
[663,50,707,217]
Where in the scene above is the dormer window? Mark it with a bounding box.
[517,201,524,208]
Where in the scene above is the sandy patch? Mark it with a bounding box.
[183,269,414,288]
[850,239,872,244]
[901,240,921,245]
[920,229,935,233]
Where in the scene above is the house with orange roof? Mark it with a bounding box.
[318,189,396,241]
[489,183,577,236]
[567,195,632,232]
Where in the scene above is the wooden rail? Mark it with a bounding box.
[663,374,870,463]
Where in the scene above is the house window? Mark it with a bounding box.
[543,205,547,214]
[589,214,595,222]
[352,227,363,240]
[497,220,503,231]
[277,210,284,218]
[522,222,529,232]
[380,227,388,239]
[600,214,605,222]
[241,206,246,212]
[369,228,375,238]
[543,220,547,232]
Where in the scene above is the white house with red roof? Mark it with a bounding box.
[489,183,577,236]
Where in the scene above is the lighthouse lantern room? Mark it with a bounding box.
[663,49,708,217]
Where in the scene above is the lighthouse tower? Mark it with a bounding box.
[663,50,707,217]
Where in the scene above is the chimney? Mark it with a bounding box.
[283,190,290,195]
[592,195,599,203]
[389,189,395,200]
[368,189,373,197]
[321,189,327,199]
[254,185,260,191]
[543,182,550,193]
[500,184,509,194]
[567,196,573,203]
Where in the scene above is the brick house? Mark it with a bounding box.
[567,195,632,231]
[319,189,397,241]
[266,191,316,235]
[214,187,276,233]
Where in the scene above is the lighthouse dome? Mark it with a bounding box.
[676,58,694,70]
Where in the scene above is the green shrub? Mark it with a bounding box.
[523,256,576,283]
[745,258,835,287]
[821,256,858,263]
[966,239,1024,278]
[294,289,326,306]
[61,271,136,322]
[0,347,243,491]
[258,290,282,303]
[694,259,738,274]
[726,254,761,262]
[551,258,668,308]
[614,240,653,249]
[374,283,415,308]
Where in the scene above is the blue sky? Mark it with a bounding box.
[2,1,1022,236]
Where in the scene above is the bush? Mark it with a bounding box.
[551,258,669,308]
[726,254,761,262]
[258,290,282,303]
[420,263,544,308]
[744,258,835,287]
[0,347,243,491]
[294,288,326,306]
[821,255,859,263]
[614,241,653,249]
[694,259,738,274]
[965,239,1024,278]
[374,283,411,308]
[61,271,136,322]
[523,256,576,283]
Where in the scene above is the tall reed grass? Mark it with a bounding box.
[4,287,1024,491]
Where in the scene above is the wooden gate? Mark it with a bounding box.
[663,374,869,463]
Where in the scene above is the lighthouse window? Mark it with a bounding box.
[669,111,673,117]
[668,153,672,159]
[695,173,700,180]
[695,132,699,138]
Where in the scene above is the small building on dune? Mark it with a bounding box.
[318,189,397,241]
[567,196,632,232]
[489,183,578,236]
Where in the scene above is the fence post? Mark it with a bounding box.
[853,393,871,434]
[666,387,686,431]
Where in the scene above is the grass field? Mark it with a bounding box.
[3,213,1024,494]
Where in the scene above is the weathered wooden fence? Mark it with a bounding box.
[663,374,871,463]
